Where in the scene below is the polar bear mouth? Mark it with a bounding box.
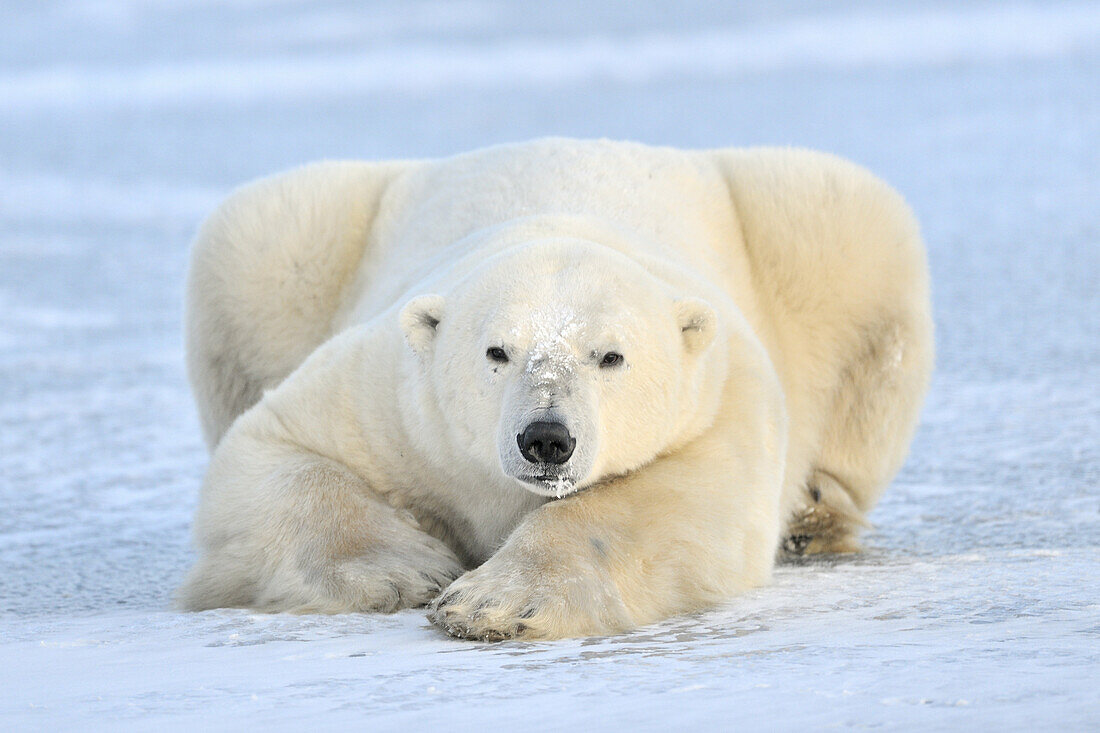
[517,473,578,498]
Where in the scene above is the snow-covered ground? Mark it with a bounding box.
[2,1,1098,729]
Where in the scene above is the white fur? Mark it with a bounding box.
[178,139,933,639]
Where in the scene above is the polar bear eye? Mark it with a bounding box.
[599,352,624,368]
[487,347,509,363]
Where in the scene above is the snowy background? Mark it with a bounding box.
[2,0,1098,729]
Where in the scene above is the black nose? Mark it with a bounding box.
[517,421,576,465]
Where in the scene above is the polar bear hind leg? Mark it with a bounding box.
[710,147,933,556]
[788,305,933,555]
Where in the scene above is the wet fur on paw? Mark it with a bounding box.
[782,471,868,556]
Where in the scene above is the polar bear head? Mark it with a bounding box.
[400,241,720,498]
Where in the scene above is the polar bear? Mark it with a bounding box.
[178,139,932,640]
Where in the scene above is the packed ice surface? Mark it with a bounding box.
[1,0,1098,729]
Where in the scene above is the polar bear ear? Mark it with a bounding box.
[674,298,716,354]
[400,294,445,357]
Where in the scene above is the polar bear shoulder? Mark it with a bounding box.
[185,160,413,447]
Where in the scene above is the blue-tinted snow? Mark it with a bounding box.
[1,1,1097,729]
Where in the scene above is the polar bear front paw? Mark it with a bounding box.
[426,548,631,641]
[426,568,539,641]
[314,547,462,614]
[182,525,466,614]
[288,531,465,614]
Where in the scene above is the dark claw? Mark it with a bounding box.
[384,579,402,608]
[784,534,812,555]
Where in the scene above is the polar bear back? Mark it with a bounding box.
[333,139,750,325]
